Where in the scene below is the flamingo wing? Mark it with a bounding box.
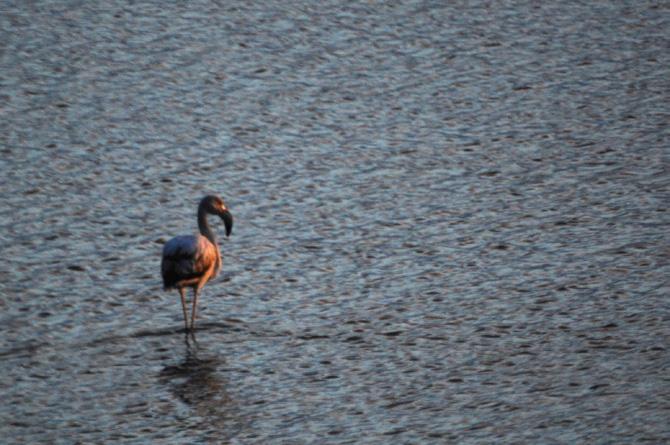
[161,235,218,289]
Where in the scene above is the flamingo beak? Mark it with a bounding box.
[220,209,233,237]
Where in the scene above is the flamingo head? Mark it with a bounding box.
[202,195,233,237]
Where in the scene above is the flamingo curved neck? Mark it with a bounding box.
[197,207,217,244]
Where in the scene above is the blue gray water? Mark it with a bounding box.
[1,1,668,443]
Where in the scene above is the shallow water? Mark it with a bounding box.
[1,1,669,443]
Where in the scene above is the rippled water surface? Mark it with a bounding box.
[1,1,669,443]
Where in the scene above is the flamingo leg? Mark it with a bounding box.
[190,287,200,330]
[190,267,215,331]
[178,287,189,331]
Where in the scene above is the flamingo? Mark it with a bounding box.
[161,195,233,331]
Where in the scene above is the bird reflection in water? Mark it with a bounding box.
[159,336,241,437]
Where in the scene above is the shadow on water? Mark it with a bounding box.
[133,319,285,339]
[84,320,251,350]
[159,333,246,440]
[133,321,242,338]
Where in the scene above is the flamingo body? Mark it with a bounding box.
[161,235,221,290]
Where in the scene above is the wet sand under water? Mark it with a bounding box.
[0,1,669,443]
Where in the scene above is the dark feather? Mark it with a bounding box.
[161,235,220,289]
